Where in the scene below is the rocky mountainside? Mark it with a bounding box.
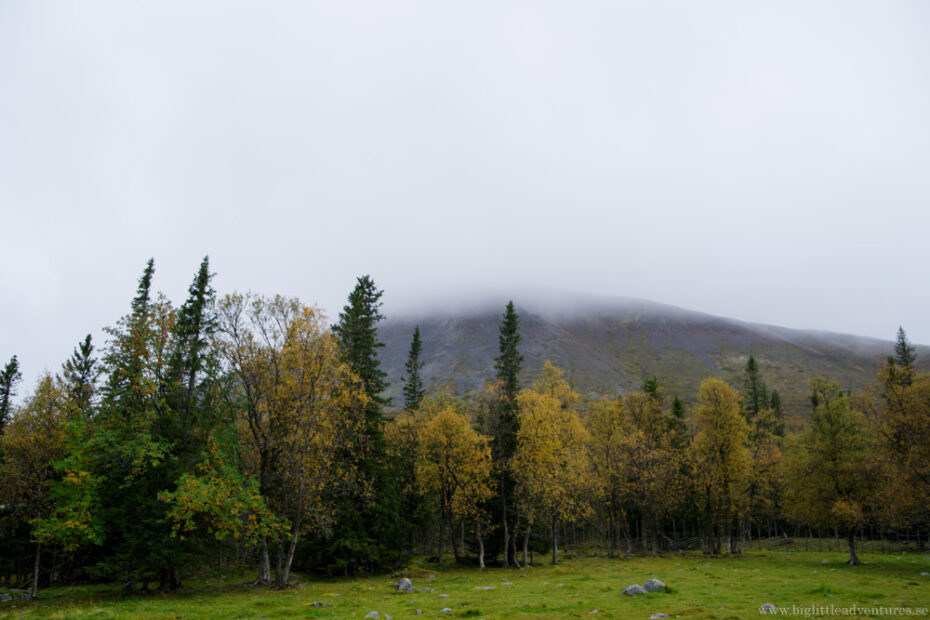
[377,292,927,427]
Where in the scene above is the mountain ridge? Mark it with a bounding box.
[376,292,927,427]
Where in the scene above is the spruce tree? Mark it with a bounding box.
[894,326,917,369]
[311,275,402,574]
[402,326,425,412]
[890,326,918,387]
[60,335,99,417]
[0,355,21,436]
[671,394,685,419]
[642,376,660,400]
[491,301,523,566]
[769,390,785,436]
[495,301,523,407]
[742,355,768,423]
[332,275,388,435]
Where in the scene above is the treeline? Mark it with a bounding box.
[1,260,928,598]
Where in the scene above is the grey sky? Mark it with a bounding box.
[2,1,929,392]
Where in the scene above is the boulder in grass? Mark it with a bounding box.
[365,612,380,619]
[396,578,414,593]
[622,584,646,596]
[643,578,666,592]
[440,608,452,614]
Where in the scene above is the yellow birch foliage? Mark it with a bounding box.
[512,362,592,526]
[0,375,67,525]
[691,378,750,541]
[415,401,495,524]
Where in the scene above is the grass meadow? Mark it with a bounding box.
[2,550,929,619]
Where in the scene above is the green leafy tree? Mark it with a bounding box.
[784,378,875,565]
[209,294,366,587]
[402,326,425,412]
[0,375,68,597]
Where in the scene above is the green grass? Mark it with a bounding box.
[2,551,929,619]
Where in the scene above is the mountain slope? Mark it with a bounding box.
[377,293,927,427]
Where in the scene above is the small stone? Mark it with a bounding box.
[364,612,380,619]
[643,578,665,592]
[650,615,669,619]
[440,608,452,614]
[556,583,564,588]
[760,603,777,612]
[622,584,646,596]
[474,586,495,591]
[415,612,423,616]
[589,610,599,614]
[921,572,929,577]
[438,593,449,598]
[502,582,514,586]
[311,602,324,607]
[396,578,414,593]
[385,616,393,620]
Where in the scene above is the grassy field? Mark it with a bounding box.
[2,550,929,619]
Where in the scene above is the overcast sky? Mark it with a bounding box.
[2,1,929,392]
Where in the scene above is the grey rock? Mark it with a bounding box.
[438,593,449,598]
[650,615,669,619]
[311,602,324,607]
[440,608,452,614]
[364,612,380,619]
[622,584,646,596]
[0,594,11,603]
[644,578,666,592]
[385,616,393,620]
[920,572,929,577]
[396,578,414,593]
[415,610,423,615]
[760,603,777,612]
[474,586,495,590]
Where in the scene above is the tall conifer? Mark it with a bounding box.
[402,326,425,412]
[0,355,21,436]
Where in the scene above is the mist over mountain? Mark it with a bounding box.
[378,291,927,426]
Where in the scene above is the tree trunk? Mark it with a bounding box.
[275,530,300,589]
[451,519,462,564]
[522,528,530,567]
[501,491,510,568]
[438,513,446,567]
[258,536,271,584]
[846,530,861,565]
[477,523,486,570]
[29,542,40,598]
[551,516,559,564]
